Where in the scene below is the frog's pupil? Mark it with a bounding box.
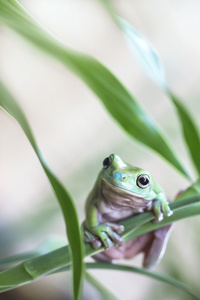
[103,157,111,168]
[139,177,148,185]
[137,174,150,188]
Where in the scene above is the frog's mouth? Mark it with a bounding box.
[102,180,152,202]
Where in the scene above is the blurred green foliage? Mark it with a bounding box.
[0,1,200,300]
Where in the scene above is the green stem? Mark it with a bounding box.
[0,197,199,293]
[85,272,118,300]
[86,263,200,300]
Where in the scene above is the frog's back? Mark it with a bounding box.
[85,174,102,212]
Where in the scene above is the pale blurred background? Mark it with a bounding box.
[0,0,200,299]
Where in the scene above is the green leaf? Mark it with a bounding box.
[0,236,66,268]
[99,0,200,178]
[175,178,200,201]
[86,263,200,300]
[98,0,167,89]
[0,0,190,179]
[120,16,200,178]
[0,193,200,293]
[121,196,200,242]
[117,17,167,89]
[168,91,200,176]
[0,81,84,300]
[118,179,200,240]
[85,272,118,300]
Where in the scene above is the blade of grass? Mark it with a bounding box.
[0,236,66,268]
[85,272,118,300]
[98,0,200,177]
[0,2,199,296]
[0,81,84,300]
[116,16,166,89]
[56,263,200,300]
[121,179,200,239]
[124,202,200,242]
[1,192,200,269]
[168,91,200,176]
[36,262,200,300]
[99,0,166,89]
[122,181,200,240]
[175,178,200,201]
[0,193,200,293]
[0,0,191,180]
[86,263,200,300]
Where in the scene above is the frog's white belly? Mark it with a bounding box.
[98,181,151,222]
[98,200,147,223]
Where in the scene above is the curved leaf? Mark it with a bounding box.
[85,272,117,300]
[175,178,200,201]
[0,237,66,268]
[99,0,167,89]
[117,17,166,89]
[99,0,200,178]
[86,263,200,300]
[0,81,84,300]
[0,193,200,293]
[0,0,190,179]
[168,91,200,176]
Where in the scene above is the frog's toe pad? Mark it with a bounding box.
[92,240,102,249]
[112,232,124,247]
[106,223,124,234]
[116,225,124,234]
[102,238,113,249]
[153,214,163,223]
[166,210,173,217]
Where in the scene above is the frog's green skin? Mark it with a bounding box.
[84,154,173,268]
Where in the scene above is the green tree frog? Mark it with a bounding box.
[83,154,173,268]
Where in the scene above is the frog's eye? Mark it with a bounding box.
[103,156,112,169]
[136,174,150,189]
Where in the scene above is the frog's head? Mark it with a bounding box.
[101,154,153,198]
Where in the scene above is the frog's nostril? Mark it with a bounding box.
[122,176,126,180]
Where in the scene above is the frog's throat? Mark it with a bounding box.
[101,180,152,211]
[102,179,151,200]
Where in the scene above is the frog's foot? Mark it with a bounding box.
[84,229,102,249]
[161,201,173,216]
[106,223,124,235]
[86,223,124,249]
[153,200,173,223]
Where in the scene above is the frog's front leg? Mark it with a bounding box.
[152,197,173,222]
[84,204,124,249]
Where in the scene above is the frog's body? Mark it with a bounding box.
[84,154,173,269]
